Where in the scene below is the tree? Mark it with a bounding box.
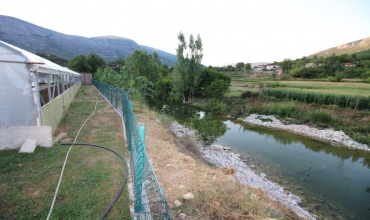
[197,68,230,98]
[125,50,160,83]
[68,53,106,74]
[155,75,172,100]
[108,59,125,73]
[279,59,294,73]
[203,79,230,99]
[68,54,87,72]
[244,63,252,72]
[85,53,106,74]
[129,76,154,112]
[171,32,203,103]
[235,62,245,70]
[94,66,125,88]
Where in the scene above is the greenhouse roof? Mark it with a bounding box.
[0,40,79,76]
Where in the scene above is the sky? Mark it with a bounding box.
[2,0,370,66]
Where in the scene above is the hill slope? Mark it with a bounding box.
[0,15,177,65]
[310,36,370,57]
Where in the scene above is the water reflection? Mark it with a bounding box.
[188,114,228,144]
[231,119,370,169]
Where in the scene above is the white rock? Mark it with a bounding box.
[174,200,182,207]
[179,213,187,219]
[211,144,224,151]
[183,192,194,200]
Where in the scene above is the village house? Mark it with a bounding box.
[254,64,266,72]
[266,63,280,70]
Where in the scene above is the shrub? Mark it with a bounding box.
[276,102,298,117]
[206,99,228,114]
[309,111,332,123]
[267,81,284,88]
[240,91,253,99]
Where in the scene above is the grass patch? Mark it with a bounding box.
[0,85,131,219]
[256,116,273,122]
[225,90,243,97]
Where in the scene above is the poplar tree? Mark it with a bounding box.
[172,32,203,103]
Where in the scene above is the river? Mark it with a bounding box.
[148,100,370,220]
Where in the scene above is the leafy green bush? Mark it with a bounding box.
[206,99,228,114]
[275,102,298,117]
[240,91,253,99]
[308,110,332,123]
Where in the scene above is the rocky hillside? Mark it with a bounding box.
[0,15,177,65]
[310,36,370,57]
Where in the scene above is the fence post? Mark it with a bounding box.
[115,88,118,109]
[135,123,145,212]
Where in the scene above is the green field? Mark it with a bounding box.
[227,79,370,97]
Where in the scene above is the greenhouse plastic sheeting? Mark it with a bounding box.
[0,62,38,126]
[0,40,80,127]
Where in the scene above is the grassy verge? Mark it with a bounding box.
[0,85,131,219]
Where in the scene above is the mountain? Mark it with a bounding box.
[0,15,177,66]
[310,36,370,58]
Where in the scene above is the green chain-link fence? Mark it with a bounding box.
[93,80,171,220]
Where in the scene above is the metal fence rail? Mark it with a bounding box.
[93,80,171,220]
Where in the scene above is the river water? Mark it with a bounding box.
[148,101,370,220]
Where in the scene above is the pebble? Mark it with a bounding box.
[174,200,182,207]
[179,213,187,219]
[182,192,194,200]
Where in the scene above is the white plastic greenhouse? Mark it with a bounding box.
[0,40,81,150]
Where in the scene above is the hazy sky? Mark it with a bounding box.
[2,0,370,66]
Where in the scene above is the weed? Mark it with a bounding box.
[308,110,332,123]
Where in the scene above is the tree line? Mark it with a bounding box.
[278,51,370,82]
[38,32,231,106]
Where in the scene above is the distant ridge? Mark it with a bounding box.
[310,36,370,57]
[0,15,177,65]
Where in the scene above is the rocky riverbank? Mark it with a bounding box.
[242,114,370,151]
[171,122,316,220]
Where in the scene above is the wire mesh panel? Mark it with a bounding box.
[93,81,171,220]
